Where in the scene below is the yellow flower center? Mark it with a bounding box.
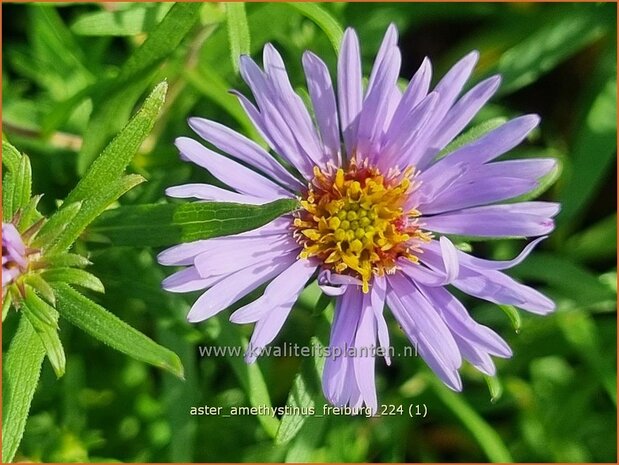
[294,158,430,293]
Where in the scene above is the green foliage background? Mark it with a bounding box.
[2,2,617,462]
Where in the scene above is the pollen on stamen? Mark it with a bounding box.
[293,158,431,293]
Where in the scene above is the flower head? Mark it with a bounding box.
[160,25,559,412]
[295,160,429,293]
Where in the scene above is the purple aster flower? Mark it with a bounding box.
[3,222,28,291]
[160,25,558,412]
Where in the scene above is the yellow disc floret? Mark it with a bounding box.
[294,158,430,293]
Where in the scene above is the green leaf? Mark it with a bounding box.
[567,214,617,262]
[65,82,166,206]
[50,174,146,253]
[437,117,507,159]
[276,337,326,445]
[71,3,174,36]
[217,325,280,438]
[226,3,250,74]
[2,139,21,172]
[22,288,66,378]
[28,5,92,98]
[184,68,260,139]
[24,273,56,306]
[41,268,105,293]
[17,195,44,232]
[114,3,202,87]
[313,293,332,316]
[2,168,16,220]
[2,315,46,463]
[557,310,616,405]
[37,252,92,269]
[510,253,616,308]
[2,292,12,322]
[15,154,32,212]
[53,283,184,379]
[90,198,300,247]
[286,3,343,54]
[558,74,617,226]
[284,415,327,462]
[41,83,97,135]
[47,82,168,252]
[428,374,513,462]
[0,139,22,219]
[76,3,201,172]
[497,6,608,94]
[4,153,33,221]
[156,318,200,462]
[499,304,522,333]
[31,201,83,250]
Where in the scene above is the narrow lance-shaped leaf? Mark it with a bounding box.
[0,139,22,219]
[557,310,617,405]
[428,374,513,462]
[41,268,105,294]
[2,168,16,220]
[37,73,158,249]
[567,213,617,262]
[558,74,617,226]
[226,2,250,74]
[22,288,66,378]
[89,198,300,248]
[15,154,32,214]
[276,336,327,445]
[35,252,92,270]
[17,195,44,232]
[217,325,280,438]
[52,283,184,379]
[2,293,12,322]
[32,201,83,250]
[497,5,608,94]
[284,415,328,462]
[286,3,343,54]
[184,68,260,139]
[156,318,200,462]
[4,152,32,221]
[24,273,57,306]
[2,139,22,172]
[510,253,616,308]
[115,3,202,85]
[70,3,174,36]
[65,82,165,206]
[2,316,46,463]
[77,3,202,172]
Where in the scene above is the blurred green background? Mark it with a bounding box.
[2,2,617,462]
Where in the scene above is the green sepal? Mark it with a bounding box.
[484,375,503,403]
[499,304,522,333]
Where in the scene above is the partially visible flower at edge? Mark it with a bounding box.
[159,24,559,412]
[3,222,28,291]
